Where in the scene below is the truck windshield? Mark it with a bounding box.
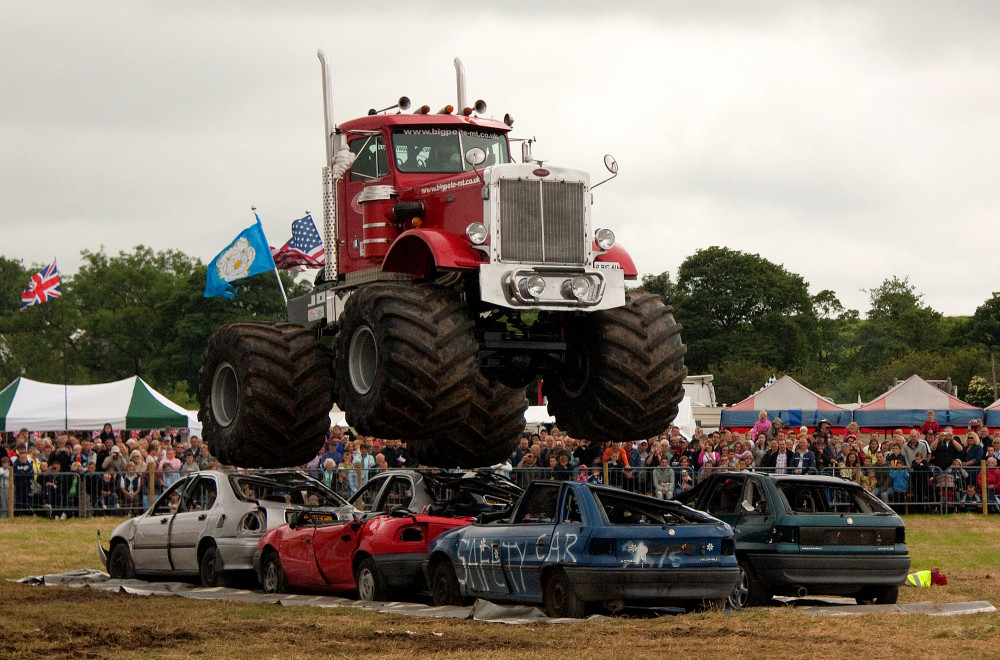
[392,128,508,173]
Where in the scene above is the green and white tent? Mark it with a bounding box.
[0,376,197,432]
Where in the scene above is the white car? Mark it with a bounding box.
[98,470,356,586]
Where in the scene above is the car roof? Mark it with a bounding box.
[715,471,862,488]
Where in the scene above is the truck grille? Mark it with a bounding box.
[498,179,586,265]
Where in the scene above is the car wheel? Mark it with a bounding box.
[543,568,586,618]
[739,562,771,607]
[355,557,386,602]
[108,543,135,580]
[728,565,750,610]
[430,560,463,606]
[199,546,231,588]
[260,552,288,594]
[855,585,898,605]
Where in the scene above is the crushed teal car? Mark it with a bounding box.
[677,472,910,608]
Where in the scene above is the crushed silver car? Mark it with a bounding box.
[98,470,356,586]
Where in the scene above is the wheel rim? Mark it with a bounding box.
[357,567,375,601]
[729,567,749,609]
[550,580,569,615]
[348,326,378,395]
[202,554,217,585]
[263,561,278,593]
[211,362,239,426]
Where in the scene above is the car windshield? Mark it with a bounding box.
[775,481,895,515]
[230,474,347,508]
[392,128,508,173]
[593,490,708,526]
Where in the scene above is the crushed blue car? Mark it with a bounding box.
[424,480,739,617]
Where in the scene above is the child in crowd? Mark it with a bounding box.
[959,484,982,513]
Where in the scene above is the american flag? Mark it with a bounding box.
[270,215,325,271]
[20,259,61,311]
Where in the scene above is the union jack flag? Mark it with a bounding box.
[270,215,325,272]
[20,259,61,311]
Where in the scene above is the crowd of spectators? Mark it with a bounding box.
[502,410,1000,513]
[3,408,999,518]
[2,424,217,518]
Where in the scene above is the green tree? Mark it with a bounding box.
[638,271,677,306]
[673,246,818,374]
[850,276,945,373]
[965,375,995,408]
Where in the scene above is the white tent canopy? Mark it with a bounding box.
[0,376,199,434]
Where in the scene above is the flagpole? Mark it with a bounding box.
[252,206,289,309]
[273,266,288,308]
[63,335,68,432]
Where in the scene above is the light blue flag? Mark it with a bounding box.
[204,213,277,298]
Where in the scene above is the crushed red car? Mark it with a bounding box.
[255,470,520,600]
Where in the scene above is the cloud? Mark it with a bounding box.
[2,1,1000,318]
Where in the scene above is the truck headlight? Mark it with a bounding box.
[595,228,615,250]
[466,222,488,245]
[520,275,546,298]
[568,276,592,300]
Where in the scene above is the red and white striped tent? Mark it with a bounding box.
[853,374,983,429]
[720,375,851,430]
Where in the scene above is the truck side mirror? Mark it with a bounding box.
[591,154,619,190]
[465,148,486,167]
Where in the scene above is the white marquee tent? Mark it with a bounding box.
[0,376,200,434]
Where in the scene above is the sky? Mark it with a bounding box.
[3,1,1000,317]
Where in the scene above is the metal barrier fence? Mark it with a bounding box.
[3,464,179,519]
[5,462,997,518]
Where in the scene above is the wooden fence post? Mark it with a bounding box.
[982,460,988,516]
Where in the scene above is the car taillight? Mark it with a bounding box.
[721,538,735,556]
[770,526,798,544]
[896,527,906,544]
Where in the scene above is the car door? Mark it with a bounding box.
[168,476,218,572]
[499,482,561,599]
[376,474,416,513]
[312,519,362,591]
[131,478,191,572]
[349,474,390,513]
[701,475,773,555]
[278,512,325,588]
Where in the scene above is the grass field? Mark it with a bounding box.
[2,514,999,659]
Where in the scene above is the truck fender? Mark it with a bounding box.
[594,243,638,279]
[381,228,483,279]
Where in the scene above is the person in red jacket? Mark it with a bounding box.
[977,456,1000,497]
[920,410,940,436]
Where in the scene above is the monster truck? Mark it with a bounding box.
[197,53,686,469]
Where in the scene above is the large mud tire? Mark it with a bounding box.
[335,282,477,440]
[409,372,528,468]
[545,291,686,441]
[197,323,334,468]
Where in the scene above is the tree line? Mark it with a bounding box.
[0,248,306,409]
[640,246,1000,407]
[3,245,1000,410]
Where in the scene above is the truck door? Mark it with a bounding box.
[342,135,390,265]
